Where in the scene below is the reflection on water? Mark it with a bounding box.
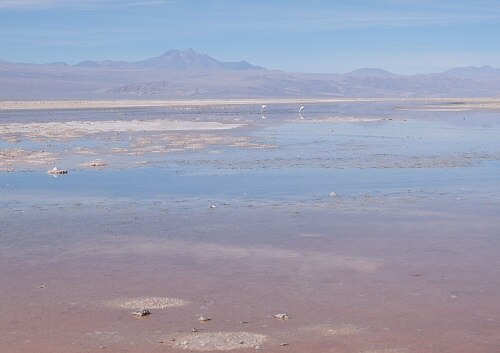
[1,103,500,353]
[1,106,500,207]
[1,161,500,206]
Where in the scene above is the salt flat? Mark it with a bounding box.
[0,100,499,353]
[2,97,500,111]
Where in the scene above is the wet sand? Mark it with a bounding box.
[0,201,499,353]
[1,100,499,352]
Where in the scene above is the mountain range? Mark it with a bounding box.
[74,49,263,71]
[1,49,500,99]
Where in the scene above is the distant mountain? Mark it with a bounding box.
[345,68,396,78]
[443,65,500,79]
[75,49,264,71]
[75,59,130,68]
[2,51,500,99]
[48,61,69,67]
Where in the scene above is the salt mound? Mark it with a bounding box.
[104,296,187,309]
[171,332,266,351]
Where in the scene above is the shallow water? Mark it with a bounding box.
[2,161,500,206]
[2,112,500,206]
[1,102,499,353]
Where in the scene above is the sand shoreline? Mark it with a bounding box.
[2,200,499,353]
[2,97,500,110]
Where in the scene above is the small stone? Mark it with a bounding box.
[132,309,151,317]
[329,192,337,198]
[240,321,251,324]
[273,313,290,320]
[47,167,68,175]
[192,328,198,332]
[170,338,176,342]
[280,343,289,346]
[198,316,211,322]
[157,341,164,344]
[210,204,217,209]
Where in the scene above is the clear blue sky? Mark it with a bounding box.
[1,0,500,74]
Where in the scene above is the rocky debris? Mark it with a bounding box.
[273,313,290,320]
[47,167,67,175]
[132,309,151,317]
[329,191,337,198]
[198,316,211,322]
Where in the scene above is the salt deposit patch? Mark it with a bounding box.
[301,323,366,336]
[170,332,266,351]
[361,349,409,353]
[0,119,244,140]
[292,116,385,123]
[79,159,107,168]
[103,296,187,310]
[297,233,324,238]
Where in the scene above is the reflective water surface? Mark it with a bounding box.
[1,102,499,353]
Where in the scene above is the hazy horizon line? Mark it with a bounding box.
[1,48,498,76]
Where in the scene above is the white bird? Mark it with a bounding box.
[261,105,267,119]
[299,106,305,119]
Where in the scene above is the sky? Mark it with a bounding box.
[1,0,500,74]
